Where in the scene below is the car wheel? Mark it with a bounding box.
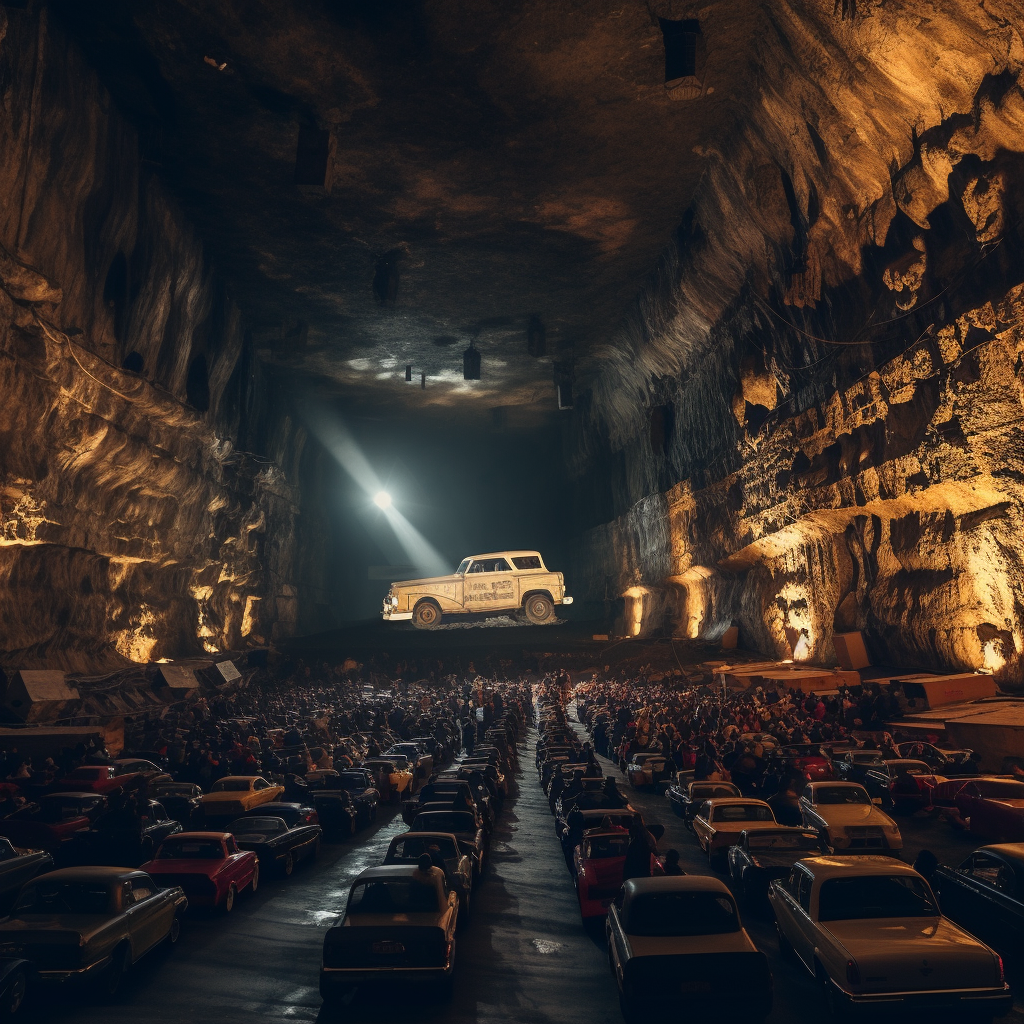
[776,922,795,961]
[167,914,181,945]
[412,599,442,629]
[224,884,237,913]
[283,853,294,877]
[2,967,26,1016]
[523,594,554,625]
[99,944,130,999]
[822,973,848,1022]
[251,862,260,892]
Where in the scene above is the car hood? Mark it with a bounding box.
[392,574,462,588]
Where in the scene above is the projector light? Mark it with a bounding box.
[373,491,392,510]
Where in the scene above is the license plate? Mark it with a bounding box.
[372,941,405,954]
[680,981,711,993]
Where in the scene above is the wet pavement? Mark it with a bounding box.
[30,712,1024,1024]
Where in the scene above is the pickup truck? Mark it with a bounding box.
[382,550,572,628]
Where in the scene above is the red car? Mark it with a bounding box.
[573,829,661,921]
[142,831,259,912]
[55,764,142,794]
[0,792,104,851]
[771,744,834,781]
[955,780,1024,841]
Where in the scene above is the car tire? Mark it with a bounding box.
[2,967,26,1016]
[224,884,237,913]
[251,862,260,892]
[283,853,294,877]
[166,914,181,945]
[523,594,554,625]
[412,600,442,629]
[99,944,130,1000]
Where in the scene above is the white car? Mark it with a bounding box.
[606,876,772,1021]
[769,856,1011,1018]
[799,781,903,852]
[692,797,779,869]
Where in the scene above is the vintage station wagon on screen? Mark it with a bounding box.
[382,551,572,628]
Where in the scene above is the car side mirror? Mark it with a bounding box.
[871,797,882,806]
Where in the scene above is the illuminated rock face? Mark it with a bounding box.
[570,1,1024,690]
[0,11,330,669]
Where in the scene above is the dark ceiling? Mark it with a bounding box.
[55,0,741,423]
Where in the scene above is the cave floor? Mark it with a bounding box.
[29,713,1023,1024]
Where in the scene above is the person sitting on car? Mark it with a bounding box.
[767,778,803,827]
[411,852,447,911]
[662,849,685,876]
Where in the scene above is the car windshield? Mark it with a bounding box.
[158,840,224,859]
[626,892,739,936]
[690,784,738,798]
[0,840,16,861]
[972,781,1024,798]
[585,835,630,859]
[348,879,442,915]
[747,832,824,851]
[814,786,870,805]
[388,836,459,862]
[455,559,471,574]
[230,817,287,835]
[15,882,111,916]
[212,780,252,792]
[713,804,775,822]
[414,813,475,833]
[818,875,938,921]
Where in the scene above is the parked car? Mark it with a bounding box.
[799,781,903,853]
[410,810,487,877]
[727,827,829,905]
[53,765,142,795]
[63,799,183,866]
[932,843,1024,961]
[575,830,659,921]
[766,744,834,783]
[305,780,359,838]
[606,876,772,1021]
[384,831,474,918]
[385,744,433,782]
[955,780,1024,841]
[859,759,941,812]
[560,808,640,852]
[150,782,203,829]
[0,793,104,852]
[241,801,318,827]
[625,753,672,789]
[320,865,459,1002]
[362,758,413,802]
[897,741,977,774]
[142,832,258,912]
[832,749,887,786]
[769,856,1011,1018]
[227,815,321,877]
[666,780,741,826]
[403,779,482,826]
[0,866,186,997]
[692,798,778,870]
[334,770,380,824]
[200,777,285,820]
[0,838,53,909]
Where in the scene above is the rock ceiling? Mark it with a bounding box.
[56,0,748,421]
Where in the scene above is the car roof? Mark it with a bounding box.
[247,802,303,810]
[741,827,820,838]
[391,831,460,844]
[214,775,264,783]
[805,781,862,789]
[979,844,1024,868]
[468,550,541,560]
[165,831,231,840]
[624,875,731,896]
[795,855,918,879]
[352,864,422,882]
[705,797,772,806]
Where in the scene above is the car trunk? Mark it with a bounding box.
[323,924,448,969]
[824,918,1001,992]
[625,951,771,999]
[582,857,626,900]
[0,923,87,969]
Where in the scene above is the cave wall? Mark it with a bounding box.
[570,0,1024,691]
[0,7,334,670]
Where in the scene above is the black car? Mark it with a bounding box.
[897,741,977,775]
[410,810,487,877]
[726,827,830,904]
[402,780,482,826]
[241,801,319,827]
[931,843,1024,962]
[62,800,183,866]
[0,839,52,912]
[150,782,203,829]
[228,815,321,876]
[666,780,741,826]
[305,783,359,838]
[334,771,380,824]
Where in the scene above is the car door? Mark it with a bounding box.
[125,876,173,955]
[953,852,1019,950]
[789,867,818,968]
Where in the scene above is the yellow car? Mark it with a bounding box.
[201,776,285,819]
[361,759,414,802]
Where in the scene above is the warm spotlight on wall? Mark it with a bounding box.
[373,490,392,510]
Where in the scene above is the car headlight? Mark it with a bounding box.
[391,596,399,606]
[887,824,900,835]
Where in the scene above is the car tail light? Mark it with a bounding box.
[846,960,861,986]
[997,956,1005,984]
